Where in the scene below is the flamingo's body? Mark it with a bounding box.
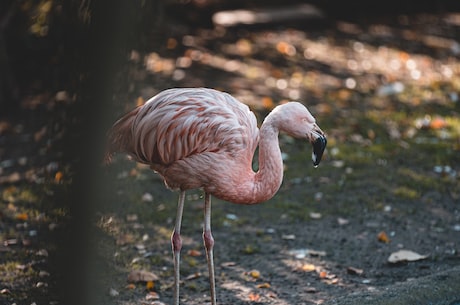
[106,88,326,305]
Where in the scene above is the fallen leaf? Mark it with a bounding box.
[0,172,21,183]
[248,293,261,302]
[249,270,260,279]
[377,231,390,243]
[126,214,138,222]
[34,126,47,142]
[282,234,296,240]
[256,282,271,289]
[126,283,136,290]
[221,261,237,268]
[145,291,159,300]
[309,249,327,257]
[184,272,201,281]
[127,270,159,283]
[318,271,327,278]
[347,266,364,275]
[301,264,316,272]
[146,281,155,290]
[116,233,135,246]
[306,287,317,293]
[54,171,64,183]
[187,249,202,257]
[325,278,339,285]
[310,212,322,219]
[388,250,428,263]
[16,213,28,221]
[36,249,49,257]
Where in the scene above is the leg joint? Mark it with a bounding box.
[203,230,214,250]
[171,231,182,252]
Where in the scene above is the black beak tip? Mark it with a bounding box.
[312,135,327,167]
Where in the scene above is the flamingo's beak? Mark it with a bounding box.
[311,125,327,167]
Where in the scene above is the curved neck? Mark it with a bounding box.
[211,115,284,205]
[252,122,284,202]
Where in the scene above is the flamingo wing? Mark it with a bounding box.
[108,88,259,167]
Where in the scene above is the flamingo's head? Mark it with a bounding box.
[268,102,327,166]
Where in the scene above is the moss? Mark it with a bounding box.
[393,186,420,199]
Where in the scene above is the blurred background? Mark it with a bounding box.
[0,1,459,305]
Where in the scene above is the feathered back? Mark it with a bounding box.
[106,88,259,167]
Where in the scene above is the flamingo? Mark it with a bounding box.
[105,87,326,305]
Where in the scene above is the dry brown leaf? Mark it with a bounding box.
[306,287,317,293]
[256,282,271,289]
[248,293,261,302]
[325,278,339,285]
[127,270,159,283]
[145,291,159,300]
[146,281,155,290]
[377,231,390,243]
[116,233,135,246]
[0,172,21,184]
[301,263,316,272]
[249,270,260,279]
[187,249,202,257]
[221,261,237,268]
[184,272,201,281]
[347,266,364,275]
[16,213,28,221]
[54,171,64,183]
[34,126,47,142]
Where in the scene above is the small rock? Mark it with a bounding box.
[36,282,47,288]
[142,193,153,202]
[282,234,296,240]
[109,288,119,297]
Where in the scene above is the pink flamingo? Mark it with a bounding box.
[106,88,326,305]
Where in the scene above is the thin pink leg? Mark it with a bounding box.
[203,193,217,305]
[171,191,185,305]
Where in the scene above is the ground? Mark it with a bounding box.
[0,3,460,305]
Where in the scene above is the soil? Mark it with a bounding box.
[1,2,460,305]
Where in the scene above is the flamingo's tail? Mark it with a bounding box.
[104,107,141,164]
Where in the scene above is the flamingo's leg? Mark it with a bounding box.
[203,193,217,305]
[171,191,185,305]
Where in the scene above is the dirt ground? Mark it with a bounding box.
[1,2,460,305]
